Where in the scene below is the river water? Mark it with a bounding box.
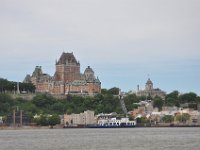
[0,127,199,150]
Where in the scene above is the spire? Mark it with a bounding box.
[137,85,139,92]
[147,73,150,79]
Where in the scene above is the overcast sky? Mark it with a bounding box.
[0,0,200,95]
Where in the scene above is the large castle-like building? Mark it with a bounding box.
[23,52,101,95]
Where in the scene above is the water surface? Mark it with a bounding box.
[0,127,199,150]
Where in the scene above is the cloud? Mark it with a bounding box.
[0,0,200,94]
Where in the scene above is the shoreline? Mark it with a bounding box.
[1,124,200,130]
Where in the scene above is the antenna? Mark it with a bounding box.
[147,74,150,79]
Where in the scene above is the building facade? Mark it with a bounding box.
[24,52,101,95]
[63,110,96,126]
[136,78,166,99]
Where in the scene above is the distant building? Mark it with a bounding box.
[63,110,96,126]
[0,116,3,124]
[24,52,101,96]
[136,78,166,99]
[198,104,200,112]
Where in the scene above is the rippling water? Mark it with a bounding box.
[0,127,200,150]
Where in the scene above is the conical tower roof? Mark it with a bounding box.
[56,52,79,65]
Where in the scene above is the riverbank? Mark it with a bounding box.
[0,125,63,130]
[1,124,200,130]
[136,124,200,128]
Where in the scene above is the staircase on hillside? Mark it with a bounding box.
[119,90,128,115]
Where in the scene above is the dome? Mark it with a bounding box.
[146,78,153,85]
[145,78,153,91]
[84,66,94,74]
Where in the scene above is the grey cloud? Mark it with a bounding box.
[0,0,200,93]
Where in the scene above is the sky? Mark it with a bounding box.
[0,0,200,95]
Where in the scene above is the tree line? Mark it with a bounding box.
[0,78,35,93]
[0,87,200,122]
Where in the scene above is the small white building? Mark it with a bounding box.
[98,117,136,126]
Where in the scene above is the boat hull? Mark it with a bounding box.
[86,124,135,128]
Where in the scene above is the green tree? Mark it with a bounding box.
[19,102,39,117]
[166,90,179,100]
[136,117,150,126]
[101,89,108,95]
[176,113,190,123]
[0,78,35,93]
[137,96,147,101]
[123,93,139,111]
[19,82,35,93]
[66,108,73,114]
[51,102,65,114]
[196,96,200,104]
[107,87,119,95]
[34,114,48,126]
[179,92,197,104]
[153,96,164,111]
[165,91,180,107]
[48,114,60,128]
[0,93,14,115]
[32,94,56,108]
[162,115,174,123]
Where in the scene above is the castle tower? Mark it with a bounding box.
[31,66,43,85]
[55,52,80,82]
[84,66,95,82]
